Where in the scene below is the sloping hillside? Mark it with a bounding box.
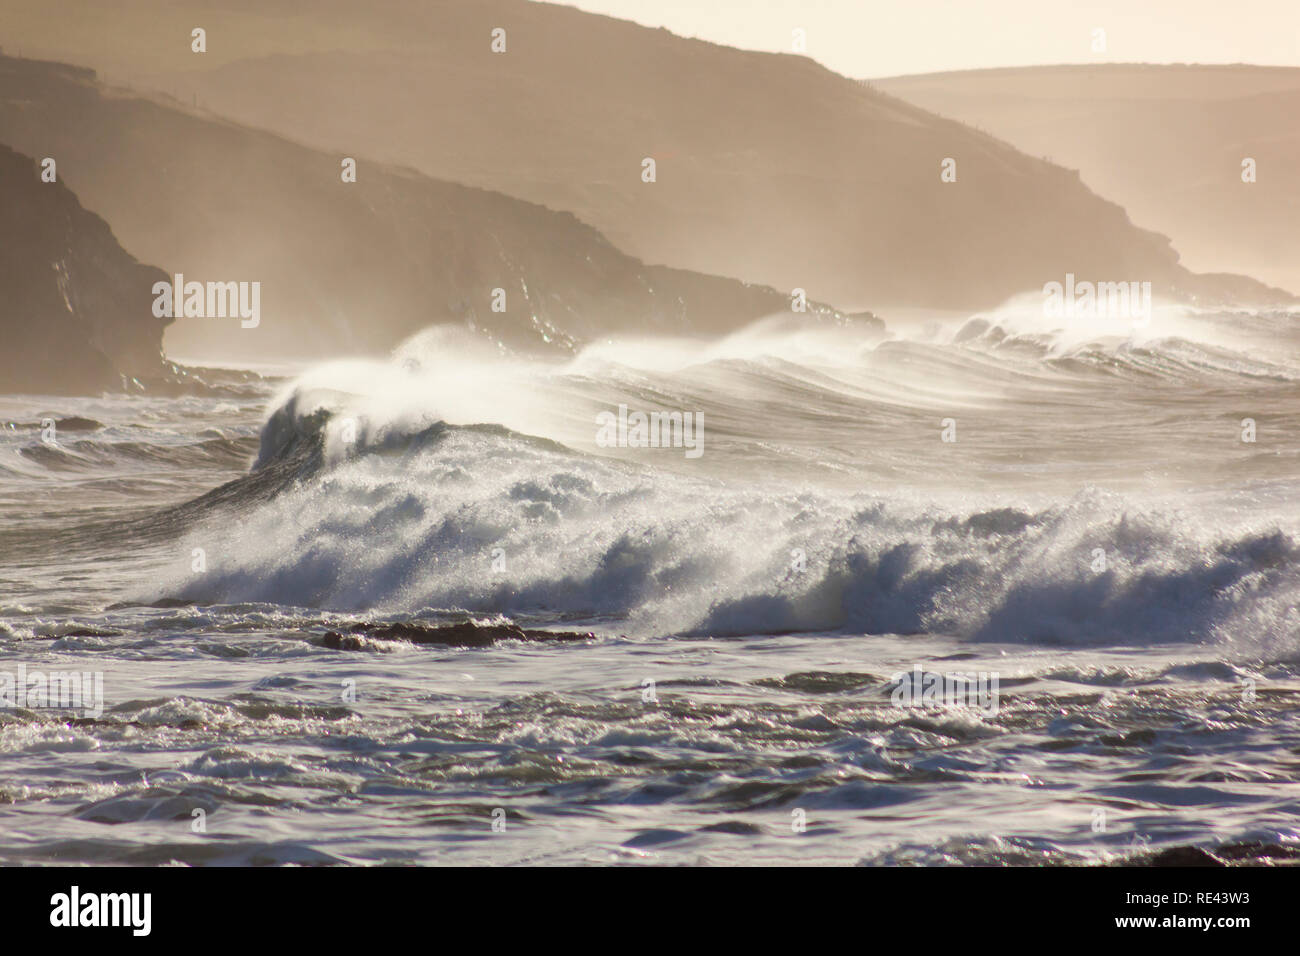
[6,0,1285,311]
[0,54,813,362]
[878,64,1300,297]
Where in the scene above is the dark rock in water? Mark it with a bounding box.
[319,620,596,650]
[49,416,103,431]
[319,633,373,652]
[1127,846,1225,867]
[0,143,172,394]
[1119,841,1300,867]
[1214,841,1300,863]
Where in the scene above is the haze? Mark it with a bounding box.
[554,0,1300,78]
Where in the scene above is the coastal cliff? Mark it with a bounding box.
[0,142,171,394]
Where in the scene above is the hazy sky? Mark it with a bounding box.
[548,0,1300,78]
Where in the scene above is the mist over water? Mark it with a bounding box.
[5,0,1300,880]
[3,305,1299,865]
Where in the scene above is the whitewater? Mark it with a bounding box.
[1,301,1298,865]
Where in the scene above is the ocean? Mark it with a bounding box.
[2,301,1298,865]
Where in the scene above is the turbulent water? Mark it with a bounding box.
[2,301,1299,865]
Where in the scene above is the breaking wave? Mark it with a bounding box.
[139,309,1300,653]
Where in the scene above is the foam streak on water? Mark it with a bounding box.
[2,306,1298,865]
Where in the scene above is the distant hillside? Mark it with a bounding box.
[0,143,171,394]
[6,0,1286,312]
[878,64,1300,298]
[0,54,821,363]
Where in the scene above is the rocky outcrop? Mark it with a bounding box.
[318,620,597,650]
[0,143,171,394]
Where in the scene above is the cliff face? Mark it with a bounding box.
[0,55,818,364]
[0,142,171,394]
[8,0,1284,310]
